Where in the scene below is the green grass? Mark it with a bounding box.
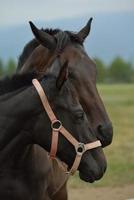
[69,84,134,188]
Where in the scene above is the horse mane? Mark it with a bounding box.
[0,72,37,95]
[17,28,82,70]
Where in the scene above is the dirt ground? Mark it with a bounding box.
[68,185,134,200]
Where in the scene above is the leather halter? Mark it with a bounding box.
[32,78,101,175]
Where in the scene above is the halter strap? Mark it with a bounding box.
[32,78,101,175]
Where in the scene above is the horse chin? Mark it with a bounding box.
[79,171,95,183]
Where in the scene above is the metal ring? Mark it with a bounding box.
[75,143,85,156]
[51,119,62,131]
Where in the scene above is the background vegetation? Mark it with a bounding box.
[94,57,134,83]
[0,58,16,76]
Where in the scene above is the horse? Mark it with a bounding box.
[15,18,113,200]
[18,18,113,147]
[0,60,106,200]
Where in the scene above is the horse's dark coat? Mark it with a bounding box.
[0,72,37,95]
[14,20,113,200]
[0,62,106,199]
[18,23,113,147]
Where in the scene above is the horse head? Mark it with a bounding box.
[30,60,107,182]
[25,19,113,147]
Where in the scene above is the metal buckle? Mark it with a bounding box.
[51,119,62,131]
[75,143,85,156]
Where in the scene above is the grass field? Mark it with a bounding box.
[69,84,134,188]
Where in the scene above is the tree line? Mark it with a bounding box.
[0,58,16,76]
[0,57,134,83]
[95,57,134,83]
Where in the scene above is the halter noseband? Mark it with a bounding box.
[32,79,101,175]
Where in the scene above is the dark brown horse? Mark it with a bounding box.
[0,62,106,200]
[18,18,113,147]
[16,18,113,200]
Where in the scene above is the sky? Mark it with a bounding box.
[0,0,134,27]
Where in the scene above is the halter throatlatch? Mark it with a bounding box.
[32,79,101,175]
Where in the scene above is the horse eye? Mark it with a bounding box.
[76,112,84,120]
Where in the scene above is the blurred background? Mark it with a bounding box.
[0,0,134,199]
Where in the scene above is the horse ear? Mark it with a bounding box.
[56,61,68,90]
[29,21,56,50]
[77,18,93,42]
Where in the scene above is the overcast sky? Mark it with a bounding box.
[0,0,134,27]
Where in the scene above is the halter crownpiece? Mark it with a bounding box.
[32,78,101,175]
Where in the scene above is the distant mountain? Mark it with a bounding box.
[0,12,134,64]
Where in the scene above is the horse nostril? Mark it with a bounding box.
[97,123,113,147]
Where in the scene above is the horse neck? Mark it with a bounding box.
[0,132,50,195]
[0,85,45,152]
[0,130,32,167]
[0,85,43,119]
[0,87,27,101]
[0,78,57,155]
